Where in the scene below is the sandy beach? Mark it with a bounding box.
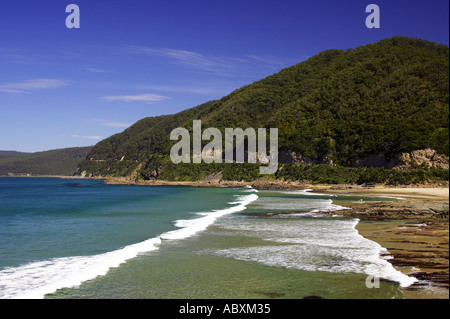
[321,185,449,201]
[102,176,448,197]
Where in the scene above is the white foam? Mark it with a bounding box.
[310,199,350,213]
[0,192,258,299]
[250,197,349,215]
[374,195,407,200]
[244,185,258,193]
[213,216,417,288]
[0,237,161,299]
[161,194,258,240]
[279,189,335,196]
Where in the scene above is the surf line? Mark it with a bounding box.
[160,192,258,240]
[2,190,258,299]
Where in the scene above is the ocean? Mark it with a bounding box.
[0,177,416,299]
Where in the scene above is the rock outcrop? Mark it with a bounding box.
[395,149,449,170]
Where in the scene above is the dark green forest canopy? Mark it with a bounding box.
[0,147,92,176]
[79,37,449,182]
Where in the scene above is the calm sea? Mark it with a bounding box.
[0,177,416,299]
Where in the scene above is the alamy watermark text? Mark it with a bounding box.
[170,120,279,174]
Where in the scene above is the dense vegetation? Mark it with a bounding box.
[78,156,448,185]
[0,147,92,176]
[78,37,449,184]
[276,163,448,185]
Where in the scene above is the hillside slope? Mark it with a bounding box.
[0,147,92,176]
[77,37,449,183]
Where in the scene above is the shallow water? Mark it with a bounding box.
[0,177,415,299]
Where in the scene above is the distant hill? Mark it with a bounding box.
[76,37,449,184]
[0,147,92,176]
[0,150,27,161]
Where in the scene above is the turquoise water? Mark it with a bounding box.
[0,177,416,299]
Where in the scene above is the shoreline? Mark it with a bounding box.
[102,176,449,193]
[4,175,448,298]
[323,188,449,299]
[355,219,448,299]
[3,174,448,196]
[101,176,448,298]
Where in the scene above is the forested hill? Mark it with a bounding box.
[77,37,449,183]
[0,147,92,176]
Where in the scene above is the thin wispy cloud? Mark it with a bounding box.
[90,119,132,128]
[86,68,114,74]
[124,46,245,74]
[124,46,296,77]
[102,93,169,104]
[139,84,235,96]
[0,52,39,66]
[0,48,58,67]
[247,55,298,69]
[0,78,69,93]
[71,134,103,140]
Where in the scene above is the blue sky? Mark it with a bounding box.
[0,0,448,152]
